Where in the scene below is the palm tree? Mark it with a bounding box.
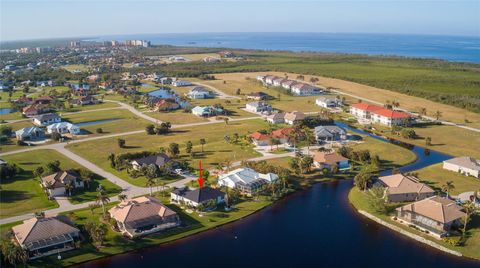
[434,110,442,121]
[199,138,206,152]
[462,201,477,236]
[302,127,315,154]
[159,181,167,196]
[118,194,127,202]
[65,182,74,196]
[224,117,229,125]
[146,177,156,196]
[419,107,427,117]
[95,185,110,217]
[442,181,455,199]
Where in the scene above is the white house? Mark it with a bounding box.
[47,122,81,135]
[443,157,480,178]
[291,83,322,96]
[170,187,225,208]
[316,97,341,108]
[32,113,61,126]
[314,125,347,143]
[281,80,297,90]
[370,109,411,127]
[272,77,287,87]
[15,127,45,141]
[187,87,211,99]
[217,168,278,194]
[172,80,192,87]
[245,101,272,113]
[284,111,306,125]
[266,112,286,124]
[264,75,279,85]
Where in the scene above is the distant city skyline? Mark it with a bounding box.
[1,0,479,41]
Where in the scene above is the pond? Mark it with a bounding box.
[0,108,16,115]
[147,88,176,99]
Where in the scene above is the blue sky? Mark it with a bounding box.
[1,0,479,41]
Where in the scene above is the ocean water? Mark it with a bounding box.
[93,32,480,63]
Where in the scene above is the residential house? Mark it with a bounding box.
[371,109,411,127]
[314,125,347,143]
[249,132,272,146]
[264,75,279,85]
[70,83,91,96]
[109,196,180,238]
[246,92,272,101]
[159,77,173,85]
[172,80,192,87]
[313,152,350,171]
[203,57,221,63]
[395,196,466,238]
[46,122,81,135]
[350,103,384,120]
[218,167,278,194]
[192,106,223,117]
[187,86,211,99]
[266,112,286,124]
[41,170,84,197]
[131,153,172,171]
[272,77,287,87]
[316,97,341,108]
[284,111,306,125]
[218,51,235,58]
[14,96,34,106]
[377,174,436,202]
[443,157,480,178]
[12,215,80,260]
[245,101,272,113]
[256,75,267,82]
[171,186,226,208]
[281,80,297,90]
[15,127,45,141]
[22,104,50,117]
[32,113,61,126]
[34,96,55,105]
[291,83,322,96]
[70,95,99,106]
[249,128,293,146]
[152,99,180,111]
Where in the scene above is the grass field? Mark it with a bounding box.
[0,149,122,218]
[62,64,89,73]
[66,119,266,186]
[348,187,480,261]
[144,110,208,124]
[415,163,480,195]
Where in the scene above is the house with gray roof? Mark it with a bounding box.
[15,126,45,141]
[32,113,61,126]
[443,156,480,178]
[245,101,272,113]
[12,215,80,260]
[314,125,347,143]
[131,153,172,171]
[171,186,225,208]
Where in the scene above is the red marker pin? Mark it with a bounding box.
[197,160,204,189]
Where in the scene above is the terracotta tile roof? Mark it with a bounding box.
[351,103,383,112]
[373,109,410,119]
[271,128,293,139]
[378,174,435,195]
[250,132,271,141]
[109,196,177,225]
[397,196,466,224]
[284,111,305,122]
[12,216,79,246]
[41,170,79,188]
[313,152,348,165]
[444,156,480,171]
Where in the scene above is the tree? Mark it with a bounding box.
[425,137,432,146]
[118,194,128,202]
[51,132,62,141]
[400,128,416,139]
[224,117,229,125]
[300,156,313,174]
[45,160,61,174]
[434,110,442,121]
[79,169,93,189]
[65,182,74,196]
[302,127,315,153]
[168,143,180,158]
[354,164,377,191]
[289,157,301,175]
[145,124,155,135]
[368,186,387,213]
[462,201,477,236]
[85,221,107,247]
[0,125,12,137]
[95,185,110,217]
[33,166,44,179]
[1,240,28,267]
[185,141,193,154]
[117,138,126,148]
[145,163,160,179]
[108,153,116,169]
[235,88,241,95]
[442,181,455,199]
[96,128,103,134]
[419,107,427,116]
[146,177,156,196]
[199,138,206,152]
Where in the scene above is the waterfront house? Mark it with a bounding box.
[12,215,80,260]
[187,86,211,99]
[171,186,226,208]
[313,152,350,171]
[246,92,272,101]
[350,103,383,120]
[314,125,347,143]
[15,126,45,141]
[131,153,172,171]
[192,106,223,117]
[46,122,81,135]
[217,167,278,194]
[109,196,180,238]
[245,101,272,113]
[377,174,435,203]
[153,99,181,111]
[443,157,480,178]
[284,111,306,125]
[395,196,466,238]
[22,103,50,117]
[316,97,341,108]
[350,102,411,126]
[172,80,192,87]
[32,113,61,126]
[41,170,84,197]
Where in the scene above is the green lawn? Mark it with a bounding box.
[28,195,272,267]
[0,149,122,218]
[415,163,480,195]
[144,110,208,124]
[66,119,266,186]
[348,187,480,261]
[61,64,89,73]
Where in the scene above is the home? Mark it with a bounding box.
[109,196,180,238]
[22,103,50,117]
[443,157,480,178]
[70,95,99,106]
[218,51,235,58]
[171,186,226,208]
[272,77,287,87]
[314,125,347,143]
[14,96,34,106]
[192,106,223,117]
[15,127,45,141]
[376,174,435,202]
[152,99,180,111]
[284,111,306,125]
[313,152,350,171]
[98,82,112,89]
[246,92,272,101]
[316,97,341,108]
[371,109,411,127]
[256,75,267,82]
[281,80,297,90]
[350,103,384,120]
[41,170,84,197]
[395,196,466,238]
[12,215,80,260]
[187,86,211,99]
[264,75,279,85]
[249,128,293,146]
[291,83,323,96]
[34,96,55,105]
[46,122,81,135]
[32,113,61,126]
[245,101,272,113]
[266,112,286,124]
[159,77,173,85]
[131,153,172,171]
[218,167,278,194]
[249,132,272,146]
[172,80,192,87]
[203,57,221,63]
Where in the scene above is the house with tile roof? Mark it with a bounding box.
[218,168,278,194]
[395,196,466,238]
[41,170,84,197]
[249,128,293,146]
[22,103,50,117]
[12,215,80,260]
[443,156,480,178]
[349,103,384,120]
[314,125,347,143]
[377,174,435,202]
[313,152,350,171]
[284,111,306,125]
[109,196,180,238]
[350,102,411,126]
[171,186,225,208]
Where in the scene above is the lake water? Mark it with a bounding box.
[74,124,478,268]
[147,88,177,99]
[92,32,480,63]
[0,108,15,115]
